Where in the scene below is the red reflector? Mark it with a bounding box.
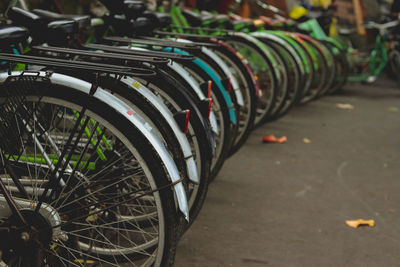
[228,77,232,93]
[207,80,212,98]
[184,109,190,134]
[208,98,212,118]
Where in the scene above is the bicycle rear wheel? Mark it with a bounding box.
[211,42,257,155]
[252,31,303,118]
[133,69,213,226]
[0,74,180,266]
[224,34,277,127]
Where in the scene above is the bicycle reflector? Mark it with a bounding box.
[174,109,191,133]
[222,77,232,93]
[208,80,212,97]
[200,80,212,98]
[207,98,212,118]
[199,98,212,118]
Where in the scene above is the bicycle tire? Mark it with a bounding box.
[0,74,180,266]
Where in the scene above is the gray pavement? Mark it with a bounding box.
[174,79,400,267]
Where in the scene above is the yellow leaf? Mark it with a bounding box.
[336,103,354,110]
[303,138,311,144]
[86,214,98,223]
[345,219,375,228]
[74,259,96,264]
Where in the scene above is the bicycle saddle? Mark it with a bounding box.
[133,17,153,35]
[181,9,214,27]
[8,7,79,45]
[7,7,45,33]
[213,14,230,22]
[228,13,253,23]
[227,15,253,29]
[199,11,226,27]
[142,11,172,28]
[47,20,76,35]
[46,20,78,45]
[0,25,29,48]
[32,9,91,30]
[105,14,154,36]
[100,0,147,19]
[104,14,135,36]
[124,0,147,19]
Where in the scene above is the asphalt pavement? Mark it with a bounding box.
[174,78,400,267]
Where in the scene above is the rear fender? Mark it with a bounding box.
[0,71,190,221]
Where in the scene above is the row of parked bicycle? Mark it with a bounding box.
[0,0,351,266]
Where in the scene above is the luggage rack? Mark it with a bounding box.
[137,36,220,48]
[103,36,203,51]
[83,43,196,62]
[32,45,170,66]
[154,31,218,40]
[0,53,156,77]
[169,25,235,37]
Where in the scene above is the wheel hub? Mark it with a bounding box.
[2,209,53,265]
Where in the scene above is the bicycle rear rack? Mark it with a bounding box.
[170,25,235,37]
[154,30,218,40]
[83,43,196,62]
[0,53,156,77]
[32,45,170,66]
[103,36,202,51]
[137,36,220,48]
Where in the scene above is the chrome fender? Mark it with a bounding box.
[200,46,245,107]
[121,45,219,134]
[119,75,199,184]
[167,62,219,134]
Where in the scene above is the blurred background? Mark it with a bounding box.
[0,0,396,47]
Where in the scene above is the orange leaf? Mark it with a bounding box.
[276,136,287,144]
[262,135,287,144]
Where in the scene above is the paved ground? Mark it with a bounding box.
[174,79,400,267]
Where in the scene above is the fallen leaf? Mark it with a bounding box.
[74,259,96,264]
[275,136,287,143]
[262,135,287,144]
[86,214,98,223]
[336,103,355,110]
[384,163,388,168]
[303,138,311,144]
[387,107,399,112]
[345,219,375,228]
[387,209,395,213]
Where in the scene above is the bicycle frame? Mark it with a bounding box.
[347,33,388,83]
[300,18,393,83]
